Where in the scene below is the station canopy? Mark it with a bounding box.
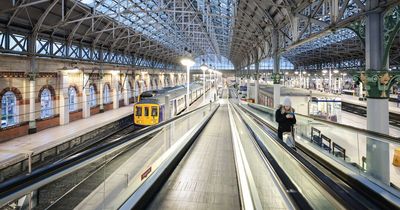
[0,0,399,70]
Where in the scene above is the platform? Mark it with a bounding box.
[258,85,400,114]
[255,85,400,136]
[0,106,132,168]
[340,111,400,137]
[309,89,400,114]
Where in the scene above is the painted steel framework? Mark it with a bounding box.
[0,0,399,70]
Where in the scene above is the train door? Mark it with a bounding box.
[149,105,159,124]
[153,106,161,123]
[144,106,149,124]
[134,105,142,124]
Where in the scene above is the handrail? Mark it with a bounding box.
[235,101,373,209]
[231,101,316,209]
[228,103,263,210]
[247,103,400,144]
[0,102,215,206]
[119,103,220,209]
[242,102,400,209]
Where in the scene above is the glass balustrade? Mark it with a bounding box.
[1,103,218,210]
[242,102,400,198]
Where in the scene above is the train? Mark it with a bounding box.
[133,82,205,126]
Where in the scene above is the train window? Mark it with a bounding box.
[151,106,158,116]
[136,106,142,116]
[144,107,149,116]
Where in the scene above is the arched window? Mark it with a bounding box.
[89,85,96,107]
[68,87,78,112]
[40,88,52,118]
[1,91,17,128]
[103,84,110,104]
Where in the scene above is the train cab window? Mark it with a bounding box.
[144,107,149,116]
[136,106,142,116]
[151,106,158,116]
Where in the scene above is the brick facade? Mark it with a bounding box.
[0,55,185,142]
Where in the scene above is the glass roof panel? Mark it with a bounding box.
[285,28,357,56]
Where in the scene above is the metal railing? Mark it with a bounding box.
[0,102,217,208]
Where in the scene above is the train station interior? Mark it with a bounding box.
[1,0,400,209]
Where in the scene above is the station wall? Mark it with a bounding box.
[0,55,186,142]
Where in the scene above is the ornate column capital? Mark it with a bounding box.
[353,70,400,98]
[271,73,282,84]
[26,72,37,81]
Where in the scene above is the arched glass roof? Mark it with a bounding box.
[249,57,294,70]
[0,0,398,70]
[192,54,234,70]
[283,28,364,70]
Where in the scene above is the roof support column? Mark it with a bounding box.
[254,56,260,104]
[123,74,129,106]
[365,0,389,184]
[27,35,37,134]
[272,29,281,108]
[246,62,251,100]
[99,73,105,113]
[59,72,69,125]
[28,72,37,134]
[99,50,105,112]
[82,74,90,119]
[112,74,119,110]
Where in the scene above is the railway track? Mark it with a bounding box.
[0,121,138,184]
[35,134,154,210]
[341,102,400,127]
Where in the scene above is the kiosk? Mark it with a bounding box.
[308,97,342,122]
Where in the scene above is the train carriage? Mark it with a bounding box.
[134,83,204,126]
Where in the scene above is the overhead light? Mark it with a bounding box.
[322,69,328,74]
[180,55,195,67]
[308,74,311,76]
[200,63,208,71]
[294,71,299,75]
[285,72,289,75]
[343,73,347,76]
[333,69,339,74]
[302,71,307,74]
